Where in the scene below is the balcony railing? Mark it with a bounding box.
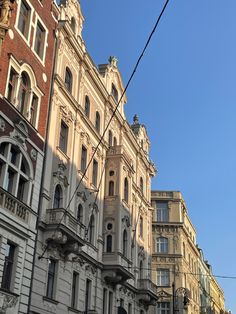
[45,208,86,240]
[0,187,30,222]
[137,279,158,295]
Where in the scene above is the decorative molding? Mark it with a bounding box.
[0,290,18,313]
[53,163,69,187]
[0,117,5,132]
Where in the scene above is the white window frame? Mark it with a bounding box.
[15,0,34,46]
[156,237,168,254]
[32,14,49,65]
[157,269,170,287]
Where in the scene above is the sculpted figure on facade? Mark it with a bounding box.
[0,0,13,25]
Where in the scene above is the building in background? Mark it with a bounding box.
[30,0,157,313]
[0,0,56,313]
[151,191,226,314]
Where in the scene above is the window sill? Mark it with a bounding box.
[43,296,59,305]
[56,146,70,161]
[68,307,83,313]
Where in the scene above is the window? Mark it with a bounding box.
[140,177,144,193]
[46,259,56,299]
[122,229,128,257]
[85,279,91,312]
[71,272,79,309]
[108,180,114,196]
[65,67,73,93]
[92,159,98,187]
[80,145,87,173]
[157,302,170,314]
[103,288,107,314]
[111,83,118,102]
[7,68,17,103]
[0,142,31,204]
[108,291,113,314]
[139,260,143,279]
[53,184,63,208]
[157,237,168,253]
[88,214,95,244]
[108,130,113,147]
[18,72,30,115]
[113,137,117,146]
[30,94,38,126]
[156,202,169,222]
[157,269,169,287]
[18,0,31,39]
[59,121,68,153]
[77,204,83,223]
[71,17,76,32]
[95,111,100,133]
[34,21,46,59]
[85,95,90,118]
[124,178,129,203]
[106,235,112,253]
[128,303,132,314]
[139,216,143,238]
[1,242,16,291]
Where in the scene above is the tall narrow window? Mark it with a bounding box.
[59,121,68,153]
[71,17,76,32]
[111,83,118,102]
[46,259,56,299]
[95,111,100,133]
[108,292,113,313]
[77,204,83,223]
[140,177,144,194]
[122,229,128,257]
[34,21,45,59]
[85,279,91,312]
[7,68,17,103]
[157,269,169,287]
[85,95,90,118]
[53,184,63,208]
[18,0,31,38]
[65,67,73,93]
[71,272,79,309]
[139,260,143,280]
[157,237,168,253]
[30,94,38,126]
[88,214,95,244]
[108,130,113,147]
[128,303,132,314]
[103,288,108,314]
[106,235,112,253]
[92,159,98,187]
[80,145,87,173]
[139,216,143,238]
[18,72,30,115]
[124,178,129,203]
[1,243,16,291]
[108,181,114,196]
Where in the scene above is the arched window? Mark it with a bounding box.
[111,83,118,102]
[122,230,128,257]
[108,180,114,196]
[65,67,73,93]
[124,178,129,203]
[88,214,95,244]
[85,95,90,118]
[95,111,100,132]
[53,184,63,208]
[139,260,143,279]
[113,137,117,146]
[77,204,83,223]
[106,235,112,252]
[0,142,32,205]
[140,177,144,193]
[157,237,168,253]
[18,72,30,114]
[139,216,143,238]
[108,130,113,147]
[71,17,76,32]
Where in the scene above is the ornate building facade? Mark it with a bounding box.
[29,1,157,313]
[151,191,226,314]
[0,0,56,313]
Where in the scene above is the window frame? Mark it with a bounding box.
[156,201,169,222]
[59,120,69,154]
[156,237,168,254]
[92,159,98,187]
[16,0,32,43]
[80,145,87,174]
[1,242,16,291]
[46,259,57,299]
[65,67,73,93]
[157,269,170,287]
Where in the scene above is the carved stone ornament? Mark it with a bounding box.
[72,256,85,267]
[122,215,131,227]
[109,56,118,68]
[53,163,69,187]
[10,121,28,150]
[138,245,146,260]
[0,117,5,132]
[60,104,75,123]
[77,190,87,202]
[85,264,96,275]
[0,290,18,314]
[30,148,37,161]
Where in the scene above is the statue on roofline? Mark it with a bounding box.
[0,0,14,26]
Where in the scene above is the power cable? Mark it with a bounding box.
[39,0,170,260]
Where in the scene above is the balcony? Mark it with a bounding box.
[137,279,158,305]
[0,187,30,223]
[43,208,86,255]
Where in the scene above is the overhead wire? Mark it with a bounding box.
[39,0,170,260]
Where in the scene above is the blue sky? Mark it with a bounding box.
[81,1,236,311]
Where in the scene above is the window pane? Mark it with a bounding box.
[34,22,45,59]
[1,243,15,291]
[59,121,68,153]
[7,69,17,103]
[156,202,168,222]
[81,146,87,173]
[46,259,56,299]
[18,0,30,38]
[92,159,98,186]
